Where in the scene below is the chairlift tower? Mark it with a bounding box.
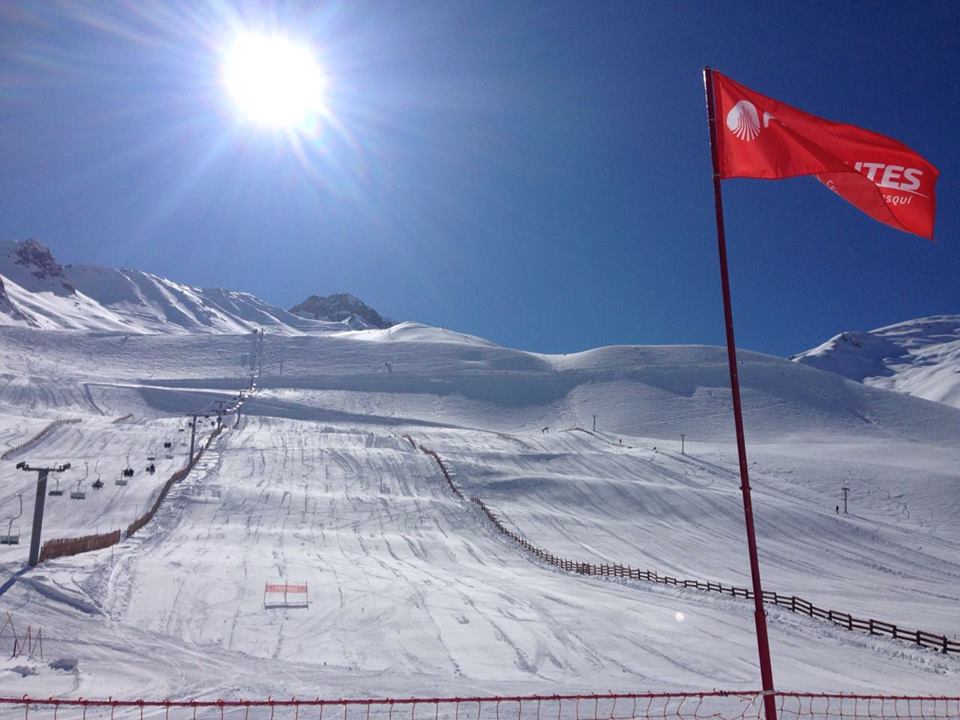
[15,462,71,566]
[258,328,264,381]
[185,414,200,466]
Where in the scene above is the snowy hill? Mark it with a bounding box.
[0,278,958,698]
[0,240,385,336]
[792,315,960,408]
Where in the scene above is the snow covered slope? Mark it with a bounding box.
[0,321,958,698]
[0,240,365,335]
[793,315,960,408]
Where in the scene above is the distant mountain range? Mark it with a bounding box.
[3,239,959,412]
[792,315,960,409]
[0,239,392,334]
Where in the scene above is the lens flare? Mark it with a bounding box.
[223,32,326,129]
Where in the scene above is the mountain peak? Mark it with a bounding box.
[289,292,392,329]
[1,238,75,296]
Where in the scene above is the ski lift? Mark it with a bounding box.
[146,463,156,474]
[48,476,64,496]
[92,477,104,490]
[71,464,88,500]
[0,495,22,545]
[146,448,157,462]
[118,456,134,485]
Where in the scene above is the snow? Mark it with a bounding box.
[0,316,956,701]
[332,322,500,347]
[0,240,348,336]
[793,315,960,408]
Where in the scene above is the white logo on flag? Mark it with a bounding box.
[726,100,761,141]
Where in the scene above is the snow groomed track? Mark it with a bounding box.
[0,326,958,697]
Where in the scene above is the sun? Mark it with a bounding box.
[223,32,326,129]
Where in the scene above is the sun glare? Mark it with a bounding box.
[223,32,326,129]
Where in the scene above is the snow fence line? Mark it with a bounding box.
[38,530,120,563]
[1,418,81,460]
[0,691,958,720]
[414,443,960,657]
[36,427,224,564]
[126,425,224,538]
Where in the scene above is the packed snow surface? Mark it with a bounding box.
[0,321,958,700]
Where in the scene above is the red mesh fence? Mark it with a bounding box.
[0,692,957,720]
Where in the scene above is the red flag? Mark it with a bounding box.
[712,71,938,239]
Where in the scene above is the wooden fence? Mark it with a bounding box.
[36,426,223,564]
[39,530,121,563]
[126,426,223,538]
[2,418,82,460]
[417,445,960,656]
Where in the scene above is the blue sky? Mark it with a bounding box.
[2,1,958,357]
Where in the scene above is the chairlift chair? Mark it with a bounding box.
[70,474,86,500]
[146,463,156,474]
[0,522,20,545]
[117,465,133,485]
[48,477,65,496]
[0,495,22,544]
[92,477,104,490]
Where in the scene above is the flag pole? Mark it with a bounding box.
[703,66,778,720]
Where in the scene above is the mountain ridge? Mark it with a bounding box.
[792,314,960,409]
[0,239,390,336]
